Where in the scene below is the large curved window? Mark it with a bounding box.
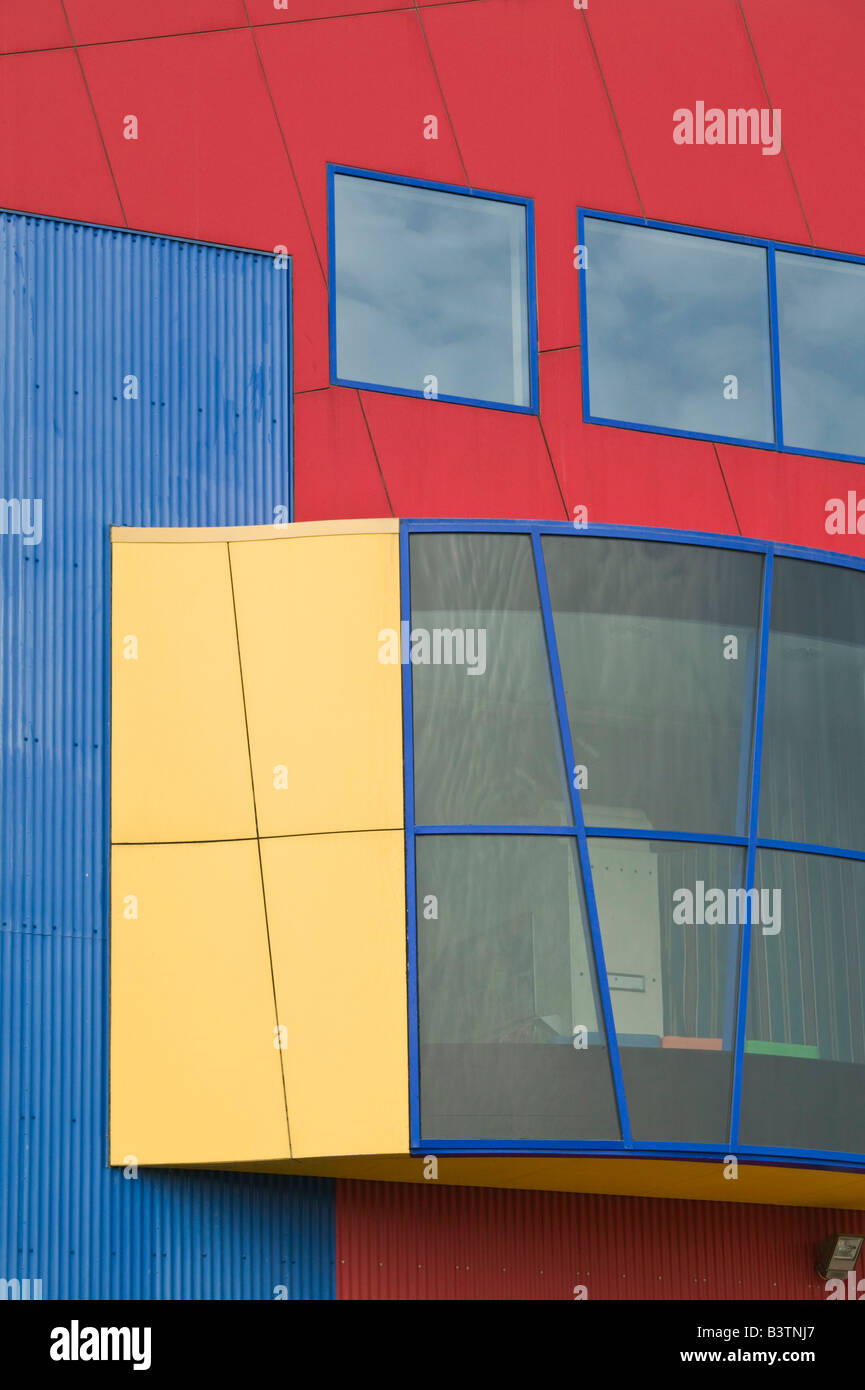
[405,523,865,1166]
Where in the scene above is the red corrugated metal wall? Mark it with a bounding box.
[337,1181,861,1301]
[3,0,864,1299]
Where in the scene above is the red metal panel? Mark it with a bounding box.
[294,386,392,521]
[586,0,809,244]
[247,0,406,22]
[540,349,739,534]
[0,0,68,54]
[255,11,465,268]
[422,0,639,353]
[360,390,565,521]
[78,29,328,390]
[64,0,246,45]
[740,0,865,254]
[336,1179,863,1301]
[0,50,122,223]
[720,444,865,557]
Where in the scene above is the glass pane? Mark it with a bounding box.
[410,534,571,827]
[583,217,774,443]
[543,536,763,836]
[333,172,531,407]
[776,251,865,458]
[759,557,865,851]
[589,839,745,1143]
[740,851,865,1154]
[416,835,621,1143]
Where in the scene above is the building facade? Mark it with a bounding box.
[2,0,865,1300]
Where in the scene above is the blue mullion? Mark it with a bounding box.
[583,827,748,847]
[723,634,759,1049]
[729,550,774,1148]
[530,529,633,1147]
[400,523,422,1151]
[767,245,785,450]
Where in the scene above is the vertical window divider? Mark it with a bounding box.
[400,521,422,1150]
[729,548,774,1149]
[767,245,785,451]
[531,528,633,1147]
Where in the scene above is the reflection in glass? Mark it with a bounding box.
[543,537,762,835]
[583,217,774,442]
[416,835,620,1142]
[333,172,531,406]
[740,851,865,1154]
[588,839,744,1143]
[410,534,571,827]
[776,251,865,458]
[759,558,865,851]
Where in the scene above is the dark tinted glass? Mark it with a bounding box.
[543,537,763,835]
[759,558,865,851]
[776,251,865,458]
[588,839,744,1143]
[583,217,774,442]
[416,835,620,1143]
[410,534,571,826]
[333,173,531,407]
[740,851,865,1154]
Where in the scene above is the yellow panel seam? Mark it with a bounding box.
[226,541,294,1159]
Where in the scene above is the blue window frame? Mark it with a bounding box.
[579,208,865,467]
[402,518,865,1171]
[328,164,539,413]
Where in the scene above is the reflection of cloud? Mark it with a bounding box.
[776,253,865,456]
[334,175,530,405]
[585,218,775,442]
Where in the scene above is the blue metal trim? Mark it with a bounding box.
[579,206,865,467]
[530,532,632,1146]
[408,1138,865,1170]
[400,522,422,1151]
[577,206,590,418]
[582,827,749,847]
[288,254,295,523]
[766,245,784,451]
[757,838,865,864]
[327,163,539,415]
[729,551,774,1148]
[402,518,865,574]
[414,824,578,836]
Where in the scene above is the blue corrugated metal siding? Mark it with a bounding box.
[0,210,335,1298]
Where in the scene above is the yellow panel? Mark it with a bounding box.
[229,534,402,836]
[198,1155,865,1211]
[110,840,290,1166]
[112,519,398,542]
[111,541,256,843]
[261,830,409,1158]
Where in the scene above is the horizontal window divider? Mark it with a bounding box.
[401,520,865,574]
[756,837,865,863]
[413,824,578,836]
[583,828,749,846]
[410,1140,865,1169]
[331,374,537,415]
[581,411,779,456]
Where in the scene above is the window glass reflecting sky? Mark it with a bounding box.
[333,173,531,407]
[584,217,775,443]
[776,252,865,457]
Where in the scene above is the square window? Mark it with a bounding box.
[330,168,536,411]
[582,215,775,445]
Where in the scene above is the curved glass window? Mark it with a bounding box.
[406,523,865,1168]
